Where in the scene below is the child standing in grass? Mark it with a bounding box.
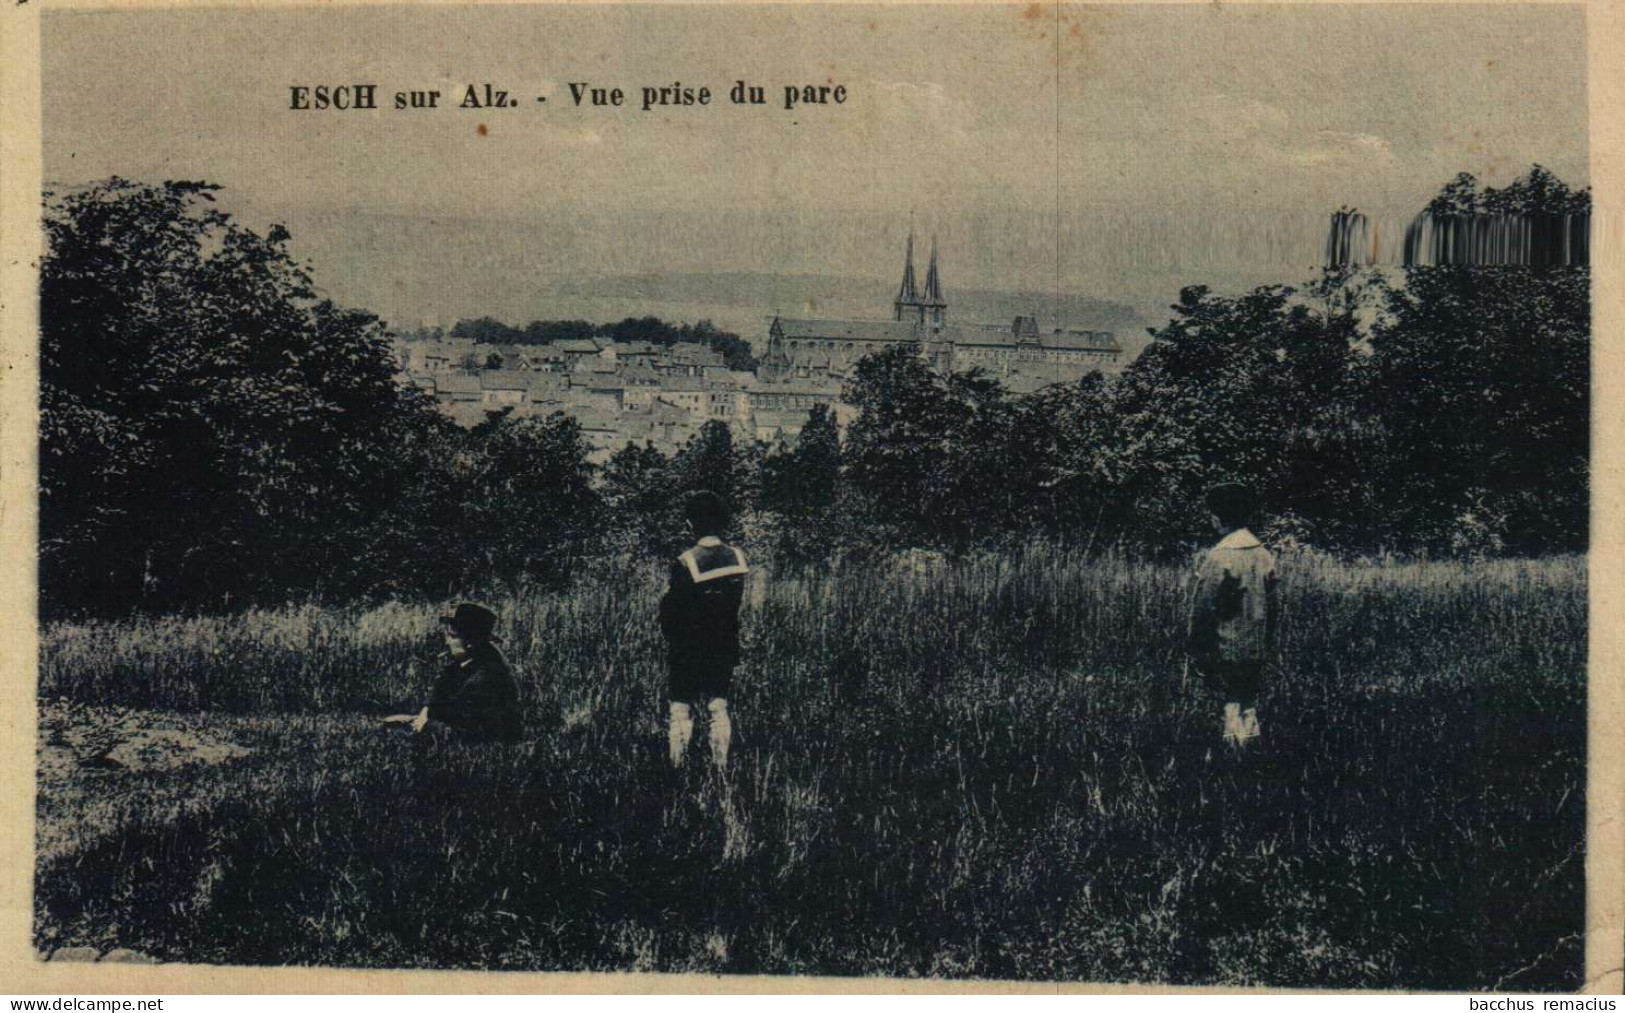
[1187,483,1279,750]
[659,491,748,771]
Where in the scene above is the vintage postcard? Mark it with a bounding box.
[1,0,1621,995]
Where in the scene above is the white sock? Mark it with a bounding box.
[707,698,732,769]
[669,702,694,768]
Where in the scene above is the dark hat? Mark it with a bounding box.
[1204,482,1256,527]
[439,602,501,643]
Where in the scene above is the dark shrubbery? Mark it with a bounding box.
[450,313,759,372]
[41,179,443,616]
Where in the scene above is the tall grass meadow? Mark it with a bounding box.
[36,549,1585,987]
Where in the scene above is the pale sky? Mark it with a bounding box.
[43,3,1589,335]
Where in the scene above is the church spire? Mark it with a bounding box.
[921,235,945,325]
[894,232,920,321]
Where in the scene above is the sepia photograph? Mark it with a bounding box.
[10,0,1615,993]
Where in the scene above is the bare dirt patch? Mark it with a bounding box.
[36,699,257,866]
[39,699,253,773]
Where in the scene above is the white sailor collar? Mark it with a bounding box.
[1215,528,1263,550]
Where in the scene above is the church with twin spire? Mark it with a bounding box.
[760,233,1122,388]
[892,232,948,327]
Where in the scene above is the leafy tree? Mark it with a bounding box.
[360,410,602,596]
[842,344,952,545]
[672,419,738,509]
[600,441,678,554]
[351,414,471,598]
[933,370,1033,547]
[767,403,841,515]
[1089,287,1285,551]
[1368,167,1589,553]
[842,345,1032,549]
[731,435,769,522]
[521,319,597,345]
[600,316,681,345]
[1087,280,1379,554]
[457,412,603,592]
[761,404,845,561]
[440,313,761,369]
[450,316,524,344]
[39,178,440,615]
[1018,372,1125,549]
[1425,165,1591,219]
[1414,165,1590,270]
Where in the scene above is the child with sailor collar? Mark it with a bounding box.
[658,491,748,770]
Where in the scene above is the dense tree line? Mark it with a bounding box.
[41,179,438,616]
[39,170,1588,618]
[444,314,758,372]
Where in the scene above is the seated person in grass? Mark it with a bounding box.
[383,602,522,743]
[1187,482,1279,750]
[660,490,748,771]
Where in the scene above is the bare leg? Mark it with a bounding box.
[669,701,694,768]
[1234,663,1263,743]
[707,698,731,770]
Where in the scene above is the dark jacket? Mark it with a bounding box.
[1187,528,1279,667]
[427,641,522,742]
[658,536,748,670]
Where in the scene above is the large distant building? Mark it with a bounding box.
[759,234,1122,386]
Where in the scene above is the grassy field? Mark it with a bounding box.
[35,549,1586,988]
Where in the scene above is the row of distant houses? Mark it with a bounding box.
[395,336,1121,464]
[396,336,851,460]
[402,336,725,378]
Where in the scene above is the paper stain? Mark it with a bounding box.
[476,123,488,137]
[1016,3,1113,88]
